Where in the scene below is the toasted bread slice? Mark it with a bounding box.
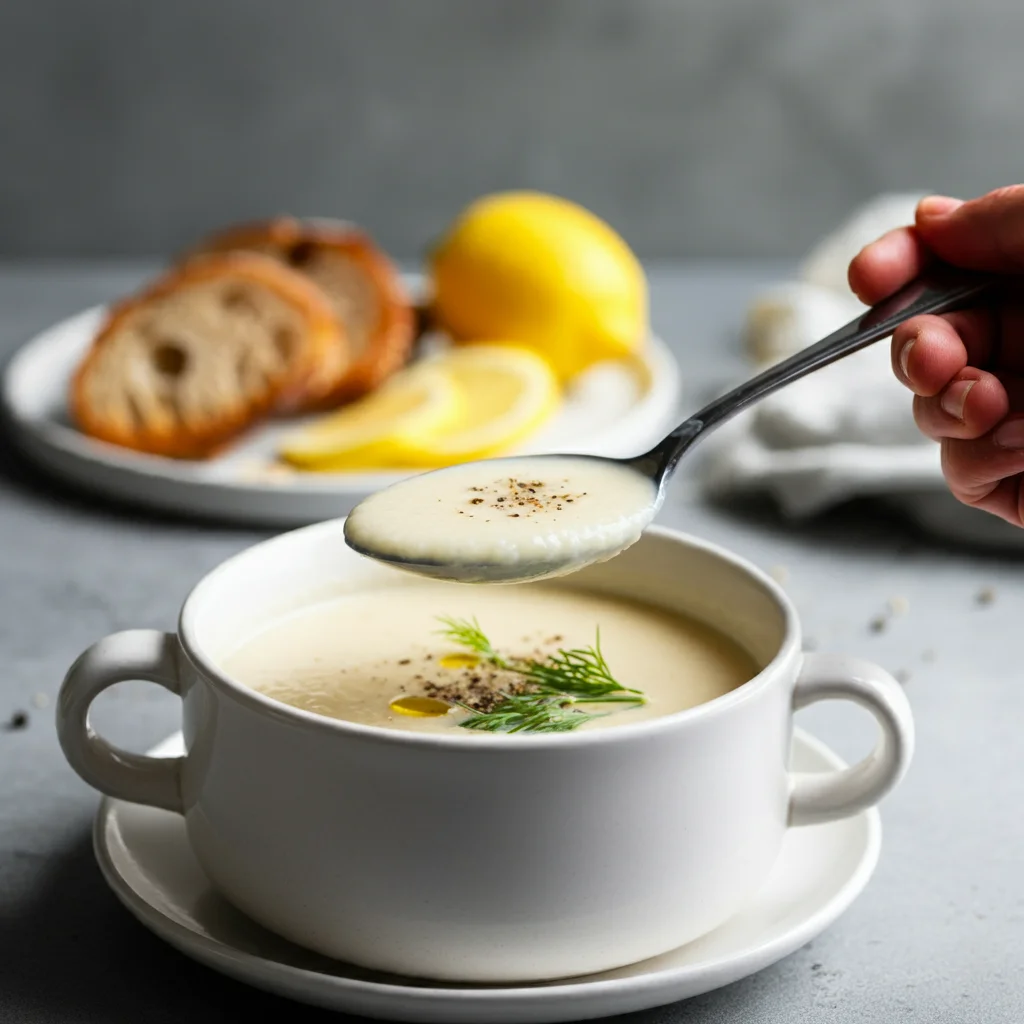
[188,217,415,406]
[71,253,342,459]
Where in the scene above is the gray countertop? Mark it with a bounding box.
[2,262,1022,1023]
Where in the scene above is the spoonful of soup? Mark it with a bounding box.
[345,263,998,583]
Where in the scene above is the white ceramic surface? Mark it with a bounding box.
[57,520,913,983]
[0,298,681,527]
[94,729,881,1024]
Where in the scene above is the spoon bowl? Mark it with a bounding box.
[343,452,662,583]
[342,535,611,584]
[345,262,1000,584]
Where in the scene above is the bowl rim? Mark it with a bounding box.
[177,518,801,751]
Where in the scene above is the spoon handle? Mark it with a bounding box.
[643,262,1002,477]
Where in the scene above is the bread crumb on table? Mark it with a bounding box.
[976,587,996,607]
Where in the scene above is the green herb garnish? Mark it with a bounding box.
[455,692,606,733]
[436,616,645,733]
[437,616,509,668]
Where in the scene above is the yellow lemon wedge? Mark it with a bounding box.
[395,344,560,467]
[278,367,462,471]
[429,191,649,380]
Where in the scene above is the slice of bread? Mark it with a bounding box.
[71,253,343,459]
[188,218,415,406]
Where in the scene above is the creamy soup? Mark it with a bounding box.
[343,455,660,583]
[219,580,757,735]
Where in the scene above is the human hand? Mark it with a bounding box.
[848,187,1024,526]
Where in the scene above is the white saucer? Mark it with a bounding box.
[1,288,681,528]
[93,729,880,1023]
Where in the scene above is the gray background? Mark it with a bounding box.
[2,0,1023,260]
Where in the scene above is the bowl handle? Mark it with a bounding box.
[57,630,183,813]
[788,652,914,826]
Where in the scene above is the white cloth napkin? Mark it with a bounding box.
[702,193,946,516]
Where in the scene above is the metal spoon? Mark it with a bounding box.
[345,262,999,583]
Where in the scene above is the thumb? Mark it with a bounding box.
[916,186,1024,271]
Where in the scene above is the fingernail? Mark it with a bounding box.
[898,338,915,380]
[994,418,1024,449]
[940,379,976,421]
[918,195,962,219]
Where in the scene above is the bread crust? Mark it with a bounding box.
[71,253,343,459]
[187,217,415,407]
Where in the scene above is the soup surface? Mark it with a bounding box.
[219,580,757,735]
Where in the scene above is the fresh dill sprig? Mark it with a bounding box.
[436,616,645,733]
[436,616,510,669]
[456,693,607,733]
[525,631,644,701]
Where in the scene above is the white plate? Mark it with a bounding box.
[1,296,681,528]
[94,729,880,1023]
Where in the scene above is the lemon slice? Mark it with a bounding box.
[279,368,462,471]
[395,345,560,467]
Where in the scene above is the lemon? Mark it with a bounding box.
[397,344,559,466]
[279,367,462,471]
[429,191,648,380]
[279,345,559,472]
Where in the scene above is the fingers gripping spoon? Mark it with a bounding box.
[345,264,999,583]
